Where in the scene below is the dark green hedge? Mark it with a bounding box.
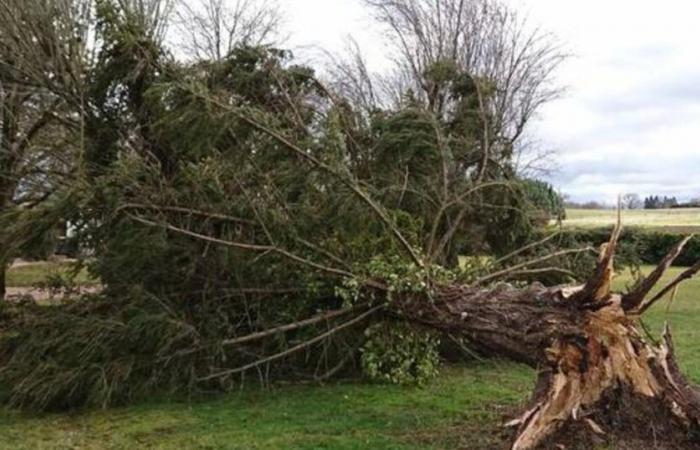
[558,227,700,267]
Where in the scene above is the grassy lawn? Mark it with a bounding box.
[0,364,534,450]
[0,265,698,449]
[6,261,96,288]
[564,208,700,232]
[625,266,700,382]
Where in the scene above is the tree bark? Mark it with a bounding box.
[0,191,9,302]
[0,259,6,301]
[396,233,700,449]
[0,182,13,302]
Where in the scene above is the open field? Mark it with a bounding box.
[564,208,700,232]
[1,265,699,449]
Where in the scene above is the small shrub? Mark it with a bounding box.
[361,321,440,385]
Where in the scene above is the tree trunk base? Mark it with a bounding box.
[402,228,700,450]
[505,298,700,450]
[529,388,700,450]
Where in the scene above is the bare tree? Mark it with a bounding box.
[622,192,643,210]
[0,0,96,299]
[324,0,567,266]
[344,0,566,176]
[175,0,282,61]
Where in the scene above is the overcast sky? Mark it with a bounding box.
[280,0,700,203]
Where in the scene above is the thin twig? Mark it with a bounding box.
[471,247,594,287]
[128,213,358,281]
[622,235,694,311]
[500,267,575,280]
[494,231,562,266]
[118,203,257,226]
[221,305,367,347]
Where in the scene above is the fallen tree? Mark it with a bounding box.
[3,1,700,449]
[123,210,700,448]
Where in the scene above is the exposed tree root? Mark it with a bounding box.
[399,225,700,449]
[509,298,700,450]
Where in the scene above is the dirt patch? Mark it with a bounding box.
[9,257,75,269]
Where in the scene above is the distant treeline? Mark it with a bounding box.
[565,194,700,210]
[644,195,678,209]
[640,195,700,209]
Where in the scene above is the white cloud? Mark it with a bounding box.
[506,0,700,202]
[281,0,700,202]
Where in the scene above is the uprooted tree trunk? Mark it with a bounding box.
[396,229,700,449]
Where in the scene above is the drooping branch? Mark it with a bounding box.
[198,305,384,382]
[220,304,369,348]
[127,213,359,281]
[118,202,258,226]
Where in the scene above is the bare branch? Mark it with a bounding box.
[637,261,700,315]
[471,247,594,287]
[622,235,694,311]
[221,304,368,347]
[127,213,359,280]
[174,0,282,61]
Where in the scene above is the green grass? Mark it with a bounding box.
[564,208,700,232]
[6,261,96,288]
[0,364,534,449]
[615,265,700,383]
[0,265,698,449]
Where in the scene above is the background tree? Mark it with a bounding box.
[644,195,679,209]
[175,0,282,61]
[622,192,643,210]
[0,0,92,299]
[521,179,565,224]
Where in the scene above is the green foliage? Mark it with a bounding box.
[365,255,457,294]
[0,293,202,410]
[361,322,440,385]
[560,227,700,267]
[0,0,567,412]
[0,364,534,449]
[521,179,565,224]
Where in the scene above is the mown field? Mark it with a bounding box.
[1,265,699,449]
[563,208,700,233]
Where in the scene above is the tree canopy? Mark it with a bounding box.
[0,0,576,406]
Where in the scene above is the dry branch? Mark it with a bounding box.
[622,234,694,311]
